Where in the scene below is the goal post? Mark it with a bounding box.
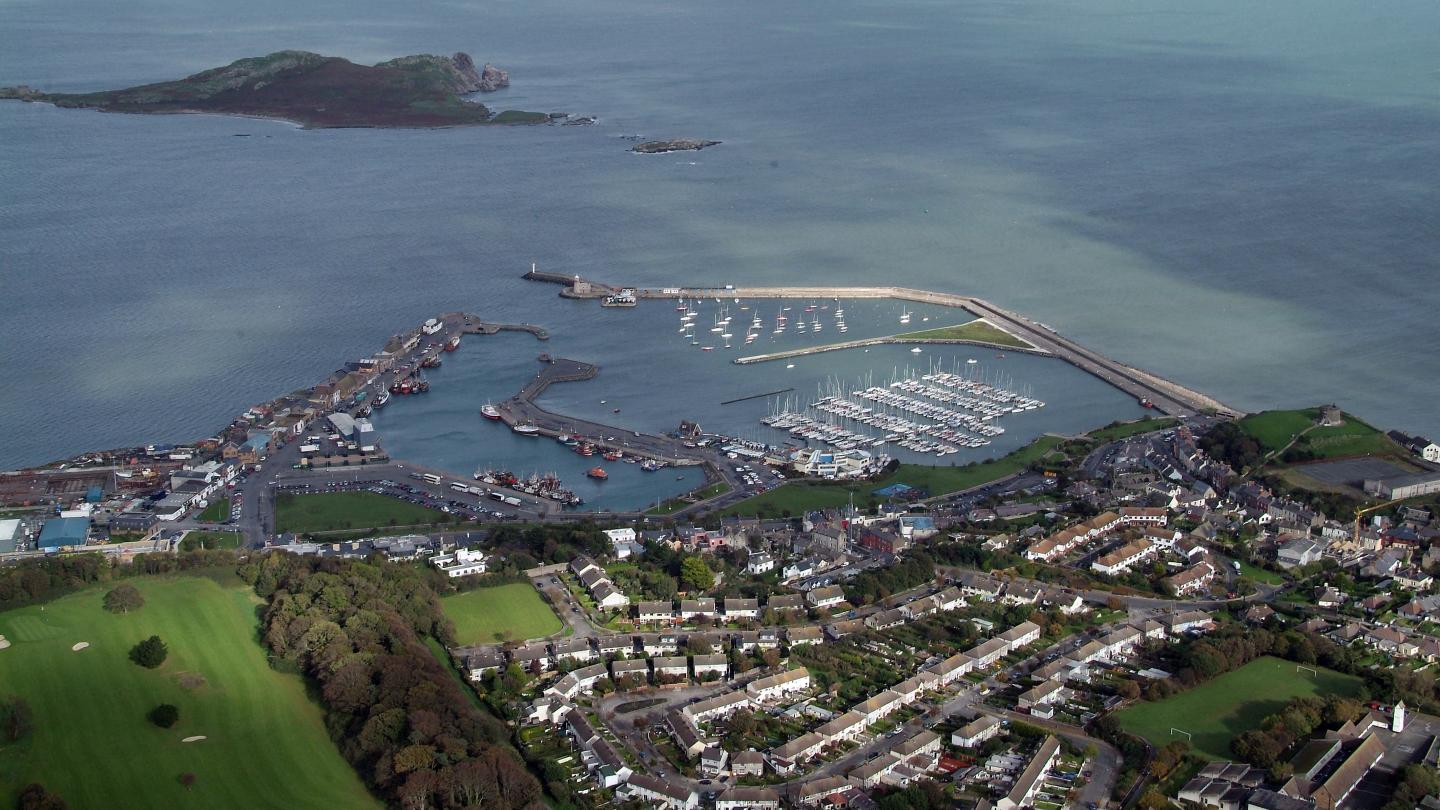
[1169,728,1192,741]
[1297,665,1317,677]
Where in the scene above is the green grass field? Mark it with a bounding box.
[178,531,242,552]
[1240,409,1321,452]
[1236,559,1285,585]
[1301,417,1394,459]
[647,481,732,516]
[725,435,1065,516]
[895,319,1033,349]
[441,583,562,645]
[274,491,445,534]
[1114,656,1361,758]
[195,498,230,523]
[0,577,378,810]
[1086,418,1180,443]
[1242,408,1399,461]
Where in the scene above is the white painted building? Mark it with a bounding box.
[430,547,487,577]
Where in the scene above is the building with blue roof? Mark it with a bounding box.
[872,483,915,499]
[38,517,90,551]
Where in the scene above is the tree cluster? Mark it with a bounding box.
[129,635,169,669]
[103,583,144,614]
[2,695,34,742]
[0,548,240,609]
[148,703,180,728]
[483,523,610,570]
[15,784,68,810]
[1384,764,1440,810]
[240,552,540,810]
[873,780,948,810]
[1231,694,1365,772]
[1199,421,1265,471]
[844,552,936,606]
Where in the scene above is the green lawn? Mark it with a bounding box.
[1086,418,1180,443]
[1301,417,1393,459]
[0,577,378,810]
[1236,559,1285,585]
[724,435,1065,516]
[1243,408,1400,461]
[894,319,1033,349]
[441,583,563,645]
[1114,656,1361,758]
[178,531,243,552]
[274,491,445,534]
[195,498,230,523]
[647,481,732,516]
[1240,409,1321,453]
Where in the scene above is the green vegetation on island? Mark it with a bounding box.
[1114,656,1361,759]
[441,583,563,645]
[1,51,554,129]
[894,319,1034,349]
[0,577,378,810]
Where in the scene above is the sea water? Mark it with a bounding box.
[3,0,1438,471]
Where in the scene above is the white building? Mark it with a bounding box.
[746,551,776,574]
[953,715,1003,748]
[623,773,697,810]
[1091,539,1156,575]
[430,547,487,578]
[747,668,811,702]
[715,787,781,810]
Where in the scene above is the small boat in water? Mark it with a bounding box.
[374,391,390,408]
[512,422,540,435]
[445,335,460,351]
[910,347,923,353]
[641,459,660,472]
[587,466,609,480]
[481,403,502,420]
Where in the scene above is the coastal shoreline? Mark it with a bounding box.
[7,280,1239,481]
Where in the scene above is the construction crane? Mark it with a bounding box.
[1353,497,1408,546]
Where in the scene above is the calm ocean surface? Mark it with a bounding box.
[3,0,1439,475]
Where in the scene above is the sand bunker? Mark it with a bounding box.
[71,641,90,651]
[182,736,207,743]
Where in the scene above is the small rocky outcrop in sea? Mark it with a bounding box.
[0,85,44,100]
[631,138,721,154]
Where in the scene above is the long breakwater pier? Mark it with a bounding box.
[523,272,1241,418]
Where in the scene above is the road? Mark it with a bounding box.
[531,570,601,639]
[587,615,1137,803]
[984,708,1121,809]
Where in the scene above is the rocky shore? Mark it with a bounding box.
[631,138,721,154]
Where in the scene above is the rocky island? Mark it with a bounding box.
[631,138,721,154]
[0,51,557,128]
